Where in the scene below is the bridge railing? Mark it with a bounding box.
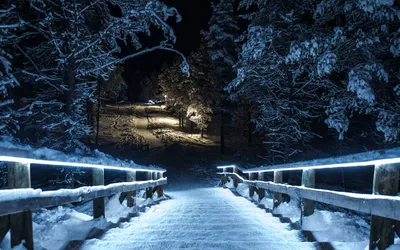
[0,155,167,250]
[217,154,400,250]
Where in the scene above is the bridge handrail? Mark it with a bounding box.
[0,155,167,250]
[217,153,400,249]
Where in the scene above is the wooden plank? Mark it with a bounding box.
[0,179,167,217]
[245,180,400,221]
[369,164,399,250]
[126,171,136,208]
[92,168,105,219]
[301,169,315,217]
[7,162,33,250]
[273,171,283,210]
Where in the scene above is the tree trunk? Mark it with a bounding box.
[95,79,101,145]
[220,115,225,155]
[64,57,76,116]
[248,111,252,146]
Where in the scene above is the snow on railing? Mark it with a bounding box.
[0,155,167,250]
[217,150,400,250]
[0,155,166,173]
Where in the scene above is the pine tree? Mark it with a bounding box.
[14,0,187,151]
[202,0,240,153]
[229,0,400,162]
[0,2,24,135]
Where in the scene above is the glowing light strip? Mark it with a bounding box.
[216,165,236,169]
[0,156,166,173]
[243,157,400,174]
[217,172,246,182]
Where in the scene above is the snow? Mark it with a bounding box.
[388,239,400,250]
[0,136,165,172]
[79,188,316,250]
[303,210,369,244]
[244,147,400,173]
[0,179,167,203]
[0,192,164,250]
[226,182,398,249]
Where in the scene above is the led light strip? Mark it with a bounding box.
[243,157,400,173]
[217,158,400,174]
[0,156,166,173]
[216,165,236,169]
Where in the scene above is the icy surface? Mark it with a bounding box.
[0,136,164,171]
[245,147,400,172]
[80,188,315,250]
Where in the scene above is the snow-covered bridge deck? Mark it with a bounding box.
[80,187,316,250]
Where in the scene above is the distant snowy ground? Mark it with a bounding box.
[231,181,400,250]
[0,192,164,250]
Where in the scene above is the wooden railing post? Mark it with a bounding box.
[301,169,315,220]
[146,172,153,199]
[0,216,9,245]
[7,162,33,250]
[127,171,136,207]
[233,167,238,188]
[92,167,105,219]
[249,172,256,197]
[221,167,228,186]
[369,163,399,250]
[273,170,283,211]
[156,172,164,198]
[258,172,265,201]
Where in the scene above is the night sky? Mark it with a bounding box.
[123,0,212,100]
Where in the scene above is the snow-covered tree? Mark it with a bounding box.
[312,0,400,142]
[184,49,215,135]
[202,0,240,152]
[0,3,23,135]
[158,59,190,127]
[158,48,215,133]
[229,0,400,161]
[228,1,329,162]
[15,0,187,151]
[202,0,240,74]
[103,68,127,104]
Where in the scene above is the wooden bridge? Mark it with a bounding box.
[0,149,399,250]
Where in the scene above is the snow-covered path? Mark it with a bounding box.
[80,188,316,250]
